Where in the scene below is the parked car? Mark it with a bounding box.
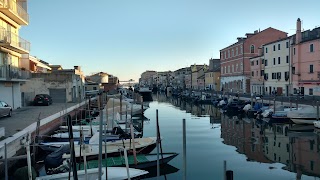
[33,94,52,106]
[0,101,12,117]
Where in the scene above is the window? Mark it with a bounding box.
[261,59,264,64]
[277,72,281,79]
[286,42,289,48]
[278,57,281,64]
[252,71,254,76]
[273,45,276,51]
[292,67,295,74]
[256,71,258,76]
[250,45,255,53]
[256,60,258,65]
[264,73,268,80]
[278,44,280,50]
[224,52,226,59]
[232,65,234,72]
[286,56,289,63]
[240,46,243,54]
[309,88,314,95]
[240,63,243,71]
[310,64,314,73]
[294,48,296,55]
[261,70,264,76]
[232,49,234,57]
[265,60,268,66]
[236,47,238,55]
[265,47,268,53]
[236,64,238,72]
[93,87,97,90]
[251,61,254,66]
[273,58,276,65]
[310,44,314,52]
[228,66,230,73]
[285,71,289,80]
[228,50,230,58]
[311,161,314,171]
[272,73,275,79]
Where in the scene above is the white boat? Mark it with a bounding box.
[36,167,148,180]
[63,137,157,159]
[287,106,318,124]
[261,105,301,118]
[314,121,320,128]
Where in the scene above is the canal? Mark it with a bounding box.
[141,94,320,180]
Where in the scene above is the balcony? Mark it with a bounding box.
[0,28,30,53]
[0,65,30,81]
[0,0,29,25]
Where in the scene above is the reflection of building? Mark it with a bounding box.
[263,124,290,165]
[221,116,271,163]
[289,131,320,178]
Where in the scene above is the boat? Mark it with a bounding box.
[36,167,148,180]
[62,137,157,160]
[287,106,318,124]
[138,86,153,102]
[77,153,178,169]
[314,121,320,128]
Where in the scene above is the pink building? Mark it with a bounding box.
[250,55,265,95]
[292,18,320,96]
[220,28,287,93]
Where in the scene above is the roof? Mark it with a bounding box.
[263,36,291,46]
[197,74,205,79]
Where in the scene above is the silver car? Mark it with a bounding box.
[0,101,12,118]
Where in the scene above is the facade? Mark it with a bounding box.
[140,70,156,87]
[172,67,190,90]
[185,73,191,89]
[263,38,290,96]
[191,64,207,90]
[205,67,221,91]
[292,18,320,96]
[250,55,264,95]
[21,66,85,104]
[0,0,30,109]
[220,28,287,93]
[197,74,205,90]
[21,54,51,73]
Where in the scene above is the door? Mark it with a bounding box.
[286,85,289,96]
[49,89,66,103]
[277,87,283,96]
[300,87,305,95]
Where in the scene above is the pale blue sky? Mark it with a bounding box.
[20,0,320,82]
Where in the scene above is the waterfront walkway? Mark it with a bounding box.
[0,103,78,137]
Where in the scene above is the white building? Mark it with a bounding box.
[263,38,291,96]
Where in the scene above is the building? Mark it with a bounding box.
[0,0,30,109]
[140,70,157,87]
[172,67,190,90]
[250,55,264,95]
[191,64,207,90]
[205,59,221,91]
[291,18,320,96]
[21,54,51,73]
[197,74,205,90]
[21,66,85,104]
[263,37,290,96]
[185,73,191,89]
[220,28,287,93]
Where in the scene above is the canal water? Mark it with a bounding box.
[141,94,320,180]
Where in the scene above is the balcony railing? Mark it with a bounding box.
[0,0,29,24]
[0,65,31,80]
[0,27,30,52]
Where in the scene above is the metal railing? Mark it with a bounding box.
[0,27,30,52]
[0,0,29,23]
[0,65,31,80]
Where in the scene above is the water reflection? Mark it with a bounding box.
[152,93,320,179]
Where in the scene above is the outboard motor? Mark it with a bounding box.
[44,145,70,173]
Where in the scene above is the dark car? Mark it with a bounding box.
[0,101,12,117]
[33,94,52,106]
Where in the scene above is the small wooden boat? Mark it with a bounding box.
[78,153,178,169]
[63,137,157,160]
[36,167,148,180]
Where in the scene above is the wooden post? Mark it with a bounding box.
[67,115,78,180]
[120,92,123,120]
[273,96,276,113]
[98,93,103,180]
[26,134,33,180]
[130,124,137,165]
[32,112,41,166]
[156,109,160,179]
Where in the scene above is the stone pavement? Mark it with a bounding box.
[0,102,79,137]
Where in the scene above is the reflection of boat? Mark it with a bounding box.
[37,167,148,180]
[287,106,317,124]
[78,153,178,169]
[142,164,180,178]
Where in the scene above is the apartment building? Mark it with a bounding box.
[0,0,30,109]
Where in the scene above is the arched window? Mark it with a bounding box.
[236,47,238,56]
[228,50,230,58]
[232,65,234,72]
[236,64,238,72]
[250,45,255,53]
[231,49,234,57]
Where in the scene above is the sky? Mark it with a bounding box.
[20,0,320,82]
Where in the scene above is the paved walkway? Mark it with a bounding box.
[0,103,79,137]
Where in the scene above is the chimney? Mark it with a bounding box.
[296,18,302,44]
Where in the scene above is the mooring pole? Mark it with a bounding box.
[156,109,160,179]
[317,101,319,121]
[5,143,8,180]
[98,94,103,180]
[273,96,276,113]
[223,160,226,180]
[183,119,187,180]
[120,92,123,120]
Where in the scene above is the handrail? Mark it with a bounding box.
[0,27,30,51]
[0,0,29,23]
